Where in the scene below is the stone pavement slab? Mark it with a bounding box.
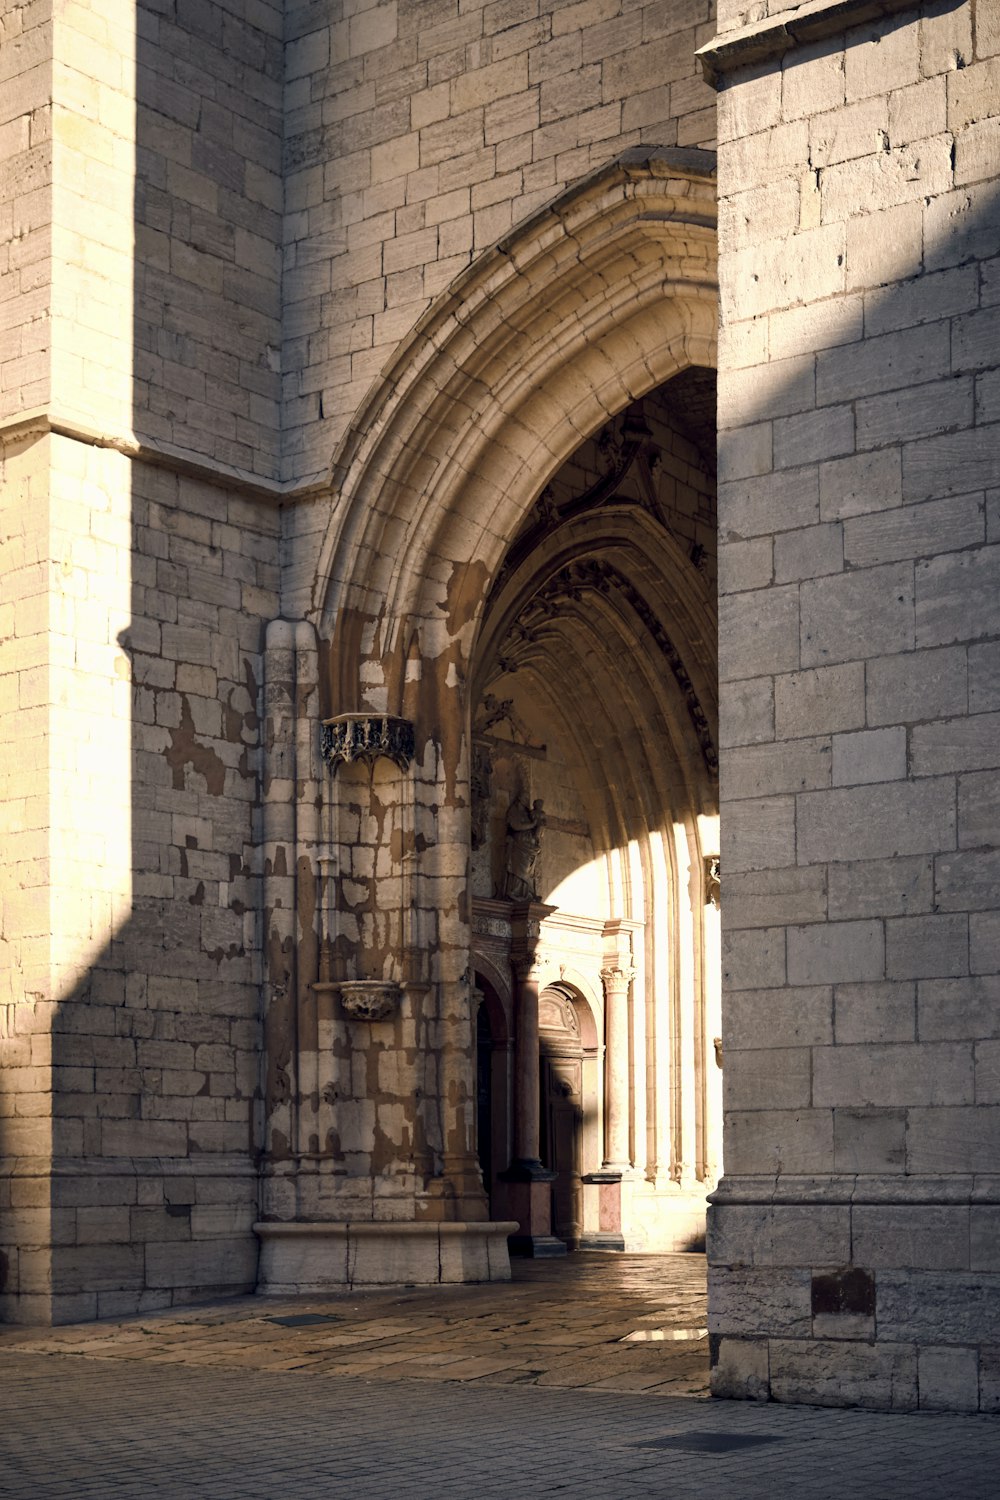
[0,1253,711,1399]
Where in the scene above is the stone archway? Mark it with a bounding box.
[467,383,721,1256]
[257,148,718,1290]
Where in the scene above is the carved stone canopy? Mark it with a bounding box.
[321,714,415,774]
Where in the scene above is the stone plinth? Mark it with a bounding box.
[254,1220,518,1294]
[580,1171,626,1253]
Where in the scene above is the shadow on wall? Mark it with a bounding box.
[716,33,1000,1187]
[2,3,285,1324]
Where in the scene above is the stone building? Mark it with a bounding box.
[0,0,997,1413]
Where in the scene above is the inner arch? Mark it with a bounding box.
[470,380,722,1251]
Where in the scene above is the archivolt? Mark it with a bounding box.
[314,147,717,712]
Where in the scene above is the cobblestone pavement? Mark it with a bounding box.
[2,1255,998,1498]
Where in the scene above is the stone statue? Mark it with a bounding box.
[503,796,545,901]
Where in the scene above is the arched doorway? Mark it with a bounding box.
[538,985,600,1250]
[468,382,721,1255]
[258,150,719,1287]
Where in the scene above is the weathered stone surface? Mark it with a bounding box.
[723,1110,834,1176]
[767,1337,918,1410]
[708,1266,813,1338]
[851,1206,971,1271]
[878,1272,1000,1346]
[708,1203,849,1267]
[918,1345,982,1412]
[833,1108,906,1173]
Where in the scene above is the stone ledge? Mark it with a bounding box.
[697,0,926,85]
[0,408,327,504]
[709,1173,1000,1205]
[2,1155,258,1180]
[254,1220,519,1294]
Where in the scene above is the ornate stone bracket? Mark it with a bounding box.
[509,900,557,980]
[335,980,402,1022]
[321,714,415,774]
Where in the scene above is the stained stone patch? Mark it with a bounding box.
[636,1431,787,1452]
[267,1314,342,1328]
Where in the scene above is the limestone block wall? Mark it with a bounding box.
[4,0,284,472]
[1,431,280,1322]
[0,432,56,1317]
[282,0,720,609]
[129,0,283,474]
[1,1,52,421]
[1,1,285,1321]
[708,0,1000,1411]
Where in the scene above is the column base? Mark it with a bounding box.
[508,1233,568,1257]
[254,1219,517,1294]
[581,1169,625,1246]
[499,1160,565,1253]
[579,1232,626,1252]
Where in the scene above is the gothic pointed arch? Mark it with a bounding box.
[313,146,717,724]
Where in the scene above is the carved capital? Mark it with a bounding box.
[321,714,415,774]
[600,966,636,995]
[337,980,401,1022]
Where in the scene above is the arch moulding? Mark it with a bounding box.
[313,145,718,722]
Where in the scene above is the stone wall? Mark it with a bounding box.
[283,0,717,476]
[1,0,284,1321]
[282,0,720,613]
[708,0,1000,1412]
[0,1,51,422]
[0,432,280,1323]
[131,0,283,475]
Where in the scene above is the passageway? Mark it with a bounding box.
[469,377,720,1257]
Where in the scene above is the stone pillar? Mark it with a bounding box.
[431,977,492,1224]
[256,712,516,1289]
[580,939,636,1252]
[513,958,543,1166]
[601,964,635,1173]
[501,902,565,1256]
[698,0,1000,1415]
